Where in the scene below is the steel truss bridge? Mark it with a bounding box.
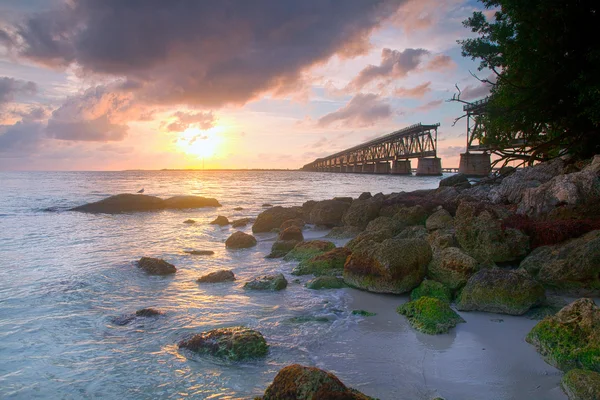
[301,123,441,175]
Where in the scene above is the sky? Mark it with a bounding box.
[0,0,494,171]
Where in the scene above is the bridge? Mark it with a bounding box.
[302,123,443,175]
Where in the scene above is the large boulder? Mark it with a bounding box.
[427,229,457,251]
[561,369,600,400]
[526,298,600,372]
[292,247,351,276]
[396,225,429,240]
[137,257,176,275]
[267,240,300,258]
[284,240,336,262]
[252,206,303,233]
[280,218,305,230]
[225,231,257,249]
[306,276,346,290]
[278,226,304,241]
[457,269,545,315]
[365,216,405,236]
[231,217,252,228]
[520,230,600,295]
[325,226,363,239]
[261,364,374,400]
[163,195,221,209]
[210,215,229,226]
[244,273,288,291]
[427,247,479,291]
[397,297,465,335]
[410,280,452,303]
[342,198,382,229]
[345,230,393,253]
[309,200,351,227]
[392,205,428,227]
[343,238,432,294]
[455,201,530,263]
[439,173,470,188]
[425,208,454,231]
[197,270,235,283]
[178,326,268,361]
[71,194,216,213]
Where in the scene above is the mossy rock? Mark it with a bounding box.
[526,298,600,372]
[267,239,300,258]
[178,326,268,361]
[244,273,288,291]
[457,269,545,315]
[306,276,346,290]
[411,280,452,303]
[352,310,377,317]
[425,208,454,231]
[342,197,382,229]
[427,229,457,251]
[284,240,336,262]
[427,247,480,292]
[292,247,351,276]
[325,226,363,239]
[345,230,393,252]
[392,205,429,227]
[261,364,375,400]
[561,369,600,400]
[225,231,257,249]
[397,297,465,335]
[395,225,429,240]
[365,216,405,236]
[285,315,331,324]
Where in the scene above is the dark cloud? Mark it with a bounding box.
[394,81,431,98]
[0,120,45,157]
[0,77,37,105]
[318,93,392,127]
[12,0,405,107]
[348,48,429,90]
[161,111,215,132]
[46,115,128,141]
[460,82,493,101]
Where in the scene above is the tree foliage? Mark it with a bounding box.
[459,0,600,163]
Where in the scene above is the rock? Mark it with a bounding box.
[70,194,161,213]
[358,192,372,200]
[137,257,176,275]
[164,195,221,209]
[284,240,336,262]
[457,269,545,315]
[425,208,454,231]
[325,226,363,239]
[455,201,530,263]
[411,280,452,303]
[309,199,351,227]
[210,215,229,226]
[526,298,600,372]
[393,205,429,227]
[280,218,305,230]
[520,230,600,295]
[397,297,465,334]
[285,315,332,324]
[333,196,353,203]
[365,216,405,236]
[261,364,374,400]
[343,238,432,294]
[184,250,215,255]
[352,309,376,316]
[135,307,162,317]
[561,369,600,400]
[278,226,304,241]
[253,206,302,233]
[427,229,457,251]
[427,247,479,291]
[178,326,268,361]
[439,173,470,188]
[112,307,162,325]
[183,219,196,224]
[233,207,244,211]
[262,203,273,207]
[266,240,299,258]
[292,247,351,276]
[197,270,235,283]
[244,273,288,291]
[225,231,257,249]
[396,225,429,240]
[301,200,317,220]
[231,218,252,228]
[342,198,382,229]
[345,230,394,253]
[306,276,346,290]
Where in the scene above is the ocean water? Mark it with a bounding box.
[0,171,566,400]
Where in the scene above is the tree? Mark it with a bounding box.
[458,0,600,164]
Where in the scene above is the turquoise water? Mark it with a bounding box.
[0,171,566,399]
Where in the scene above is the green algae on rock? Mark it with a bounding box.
[306,276,346,290]
[526,298,600,372]
[427,247,480,292]
[178,326,268,361]
[292,247,351,276]
[284,240,336,262]
[457,269,545,315]
[267,239,299,258]
[411,280,452,303]
[244,273,288,291]
[260,364,375,400]
[397,297,465,335]
[561,369,600,400]
[352,309,377,317]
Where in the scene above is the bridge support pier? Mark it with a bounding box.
[416,157,442,176]
[362,163,375,173]
[375,162,390,174]
[392,160,412,175]
[459,152,491,177]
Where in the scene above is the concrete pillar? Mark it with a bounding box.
[392,160,412,175]
[362,163,375,173]
[416,157,442,176]
[458,152,491,177]
[375,161,390,174]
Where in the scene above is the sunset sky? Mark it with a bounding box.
[0,0,493,171]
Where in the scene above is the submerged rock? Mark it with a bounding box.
[233,207,244,211]
[397,297,465,335]
[135,307,162,317]
[267,240,299,258]
[427,247,480,292]
[231,218,252,228]
[225,231,257,249]
[244,273,288,291]
[210,215,230,226]
[184,250,215,256]
[411,280,452,303]
[183,219,196,224]
[306,276,346,290]
[520,230,600,295]
[163,195,222,209]
[71,194,221,213]
[253,206,302,233]
[260,364,374,400]
[137,257,177,275]
[112,307,163,325]
[457,269,545,315]
[284,240,336,262]
[278,226,304,241]
[561,369,600,400]
[309,199,351,227]
[197,270,235,283]
[352,309,376,317]
[343,238,432,294]
[526,298,600,372]
[292,247,351,276]
[178,326,268,361]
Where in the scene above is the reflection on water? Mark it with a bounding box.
[0,171,566,399]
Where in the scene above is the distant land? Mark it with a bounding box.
[122,168,301,172]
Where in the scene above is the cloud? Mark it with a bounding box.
[460,82,493,101]
[318,93,392,127]
[438,145,464,157]
[394,81,431,98]
[0,77,37,106]
[426,54,455,71]
[0,120,46,157]
[348,48,429,90]
[11,0,406,107]
[415,99,443,112]
[161,111,215,132]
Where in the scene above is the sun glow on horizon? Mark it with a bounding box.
[175,126,225,159]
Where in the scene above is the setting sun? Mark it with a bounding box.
[176,126,224,158]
